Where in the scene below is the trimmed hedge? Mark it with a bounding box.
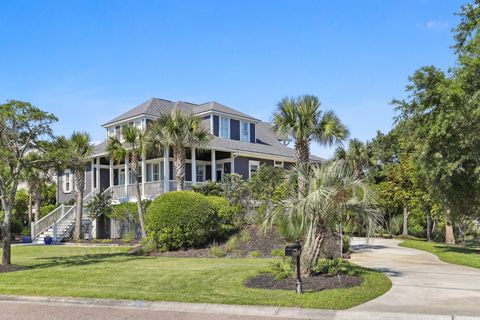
[205,196,242,238]
[146,191,218,250]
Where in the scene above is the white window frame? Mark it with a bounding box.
[63,169,73,193]
[274,160,284,168]
[220,116,230,139]
[240,121,250,142]
[248,160,260,179]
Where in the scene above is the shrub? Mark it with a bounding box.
[249,250,261,258]
[205,196,243,238]
[313,258,356,276]
[269,259,293,280]
[342,234,351,253]
[145,191,217,250]
[192,181,223,196]
[239,228,251,242]
[209,242,226,258]
[40,204,56,218]
[225,235,239,252]
[271,248,285,258]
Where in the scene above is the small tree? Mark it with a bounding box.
[107,125,147,239]
[64,132,93,241]
[146,109,211,191]
[0,100,57,265]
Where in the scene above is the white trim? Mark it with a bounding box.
[192,147,197,184]
[249,160,260,179]
[211,149,216,182]
[163,147,170,192]
[274,160,284,168]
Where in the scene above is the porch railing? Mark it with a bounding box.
[32,204,73,238]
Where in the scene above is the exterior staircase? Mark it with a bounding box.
[32,188,104,244]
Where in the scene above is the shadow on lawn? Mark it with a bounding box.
[28,252,152,269]
[433,245,480,255]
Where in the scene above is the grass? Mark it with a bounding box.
[0,245,391,309]
[400,239,480,269]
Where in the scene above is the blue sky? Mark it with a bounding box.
[0,0,464,158]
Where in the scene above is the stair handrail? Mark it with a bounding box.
[32,204,74,238]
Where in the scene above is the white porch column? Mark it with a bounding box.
[211,149,216,182]
[163,146,170,192]
[96,157,100,192]
[231,153,235,175]
[124,155,129,198]
[109,157,114,187]
[141,150,146,199]
[192,147,197,185]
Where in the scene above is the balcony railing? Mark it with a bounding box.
[108,180,204,202]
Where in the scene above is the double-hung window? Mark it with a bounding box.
[63,169,73,193]
[220,117,229,139]
[248,161,260,178]
[146,163,160,182]
[240,121,250,142]
[196,165,205,182]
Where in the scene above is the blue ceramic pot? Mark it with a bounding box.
[44,236,53,245]
[22,236,32,244]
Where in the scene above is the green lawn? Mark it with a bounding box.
[0,245,391,309]
[400,239,480,269]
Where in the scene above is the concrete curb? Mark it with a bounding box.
[0,295,478,320]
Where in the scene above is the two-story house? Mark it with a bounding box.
[33,98,322,242]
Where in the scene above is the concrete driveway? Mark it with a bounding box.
[350,237,480,317]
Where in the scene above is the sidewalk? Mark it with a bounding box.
[0,295,478,320]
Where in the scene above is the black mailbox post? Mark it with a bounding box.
[285,241,302,294]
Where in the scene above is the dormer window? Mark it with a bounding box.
[220,117,229,139]
[240,121,250,142]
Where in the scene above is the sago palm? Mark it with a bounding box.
[272,95,348,194]
[265,160,380,275]
[67,132,93,240]
[146,109,211,191]
[107,125,147,239]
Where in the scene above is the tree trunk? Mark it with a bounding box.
[173,147,186,191]
[28,191,32,227]
[74,170,85,241]
[134,180,147,240]
[402,206,409,236]
[426,208,432,241]
[32,185,41,223]
[294,139,310,197]
[129,151,147,239]
[2,202,13,265]
[445,217,455,245]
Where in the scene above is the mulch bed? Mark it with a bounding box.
[151,225,286,258]
[0,264,28,273]
[245,273,362,291]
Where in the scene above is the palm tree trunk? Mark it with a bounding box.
[295,139,310,196]
[28,191,32,227]
[32,185,41,223]
[402,206,409,236]
[130,153,147,240]
[174,147,186,191]
[74,170,85,241]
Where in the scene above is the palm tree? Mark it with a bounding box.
[146,109,211,191]
[334,138,373,177]
[265,160,380,275]
[23,154,47,224]
[67,132,93,240]
[272,95,349,194]
[107,125,147,239]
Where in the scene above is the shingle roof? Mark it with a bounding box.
[90,121,323,162]
[195,102,260,121]
[102,98,260,126]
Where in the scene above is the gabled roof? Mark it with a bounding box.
[102,98,259,126]
[195,102,260,122]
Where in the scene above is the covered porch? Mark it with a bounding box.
[92,147,236,203]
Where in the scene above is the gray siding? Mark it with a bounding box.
[233,156,274,180]
[250,123,256,143]
[213,115,219,136]
[230,119,240,140]
[57,164,93,204]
